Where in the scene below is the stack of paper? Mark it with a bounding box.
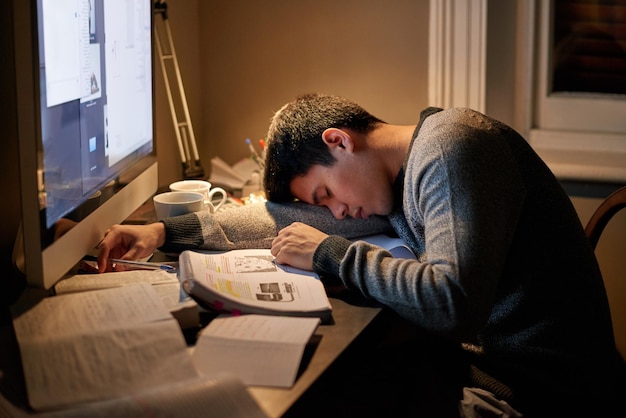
[192,314,320,387]
[209,156,260,191]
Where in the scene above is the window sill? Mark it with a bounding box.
[533,147,626,184]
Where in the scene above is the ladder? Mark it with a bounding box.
[153,0,205,179]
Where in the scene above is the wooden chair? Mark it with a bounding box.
[584,186,626,411]
[584,186,626,250]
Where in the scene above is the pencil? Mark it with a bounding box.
[110,259,176,272]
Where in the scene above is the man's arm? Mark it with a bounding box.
[159,200,393,254]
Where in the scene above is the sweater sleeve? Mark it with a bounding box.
[159,200,393,253]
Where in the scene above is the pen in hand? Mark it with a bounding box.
[110,259,176,272]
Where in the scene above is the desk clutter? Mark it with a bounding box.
[6,234,408,417]
[209,155,266,202]
[206,139,270,202]
[123,147,269,226]
[10,257,324,415]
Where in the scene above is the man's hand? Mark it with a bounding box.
[271,222,328,271]
[97,222,166,272]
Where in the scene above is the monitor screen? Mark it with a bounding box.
[12,0,158,290]
[40,0,153,228]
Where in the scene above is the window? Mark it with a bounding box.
[529,0,626,183]
[552,0,626,95]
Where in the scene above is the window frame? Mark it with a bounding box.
[429,0,626,183]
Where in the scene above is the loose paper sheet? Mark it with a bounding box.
[209,156,248,189]
[12,284,198,410]
[54,269,198,328]
[26,374,268,418]
[54,269,180,306]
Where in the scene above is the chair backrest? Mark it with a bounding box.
[585,186,626,250]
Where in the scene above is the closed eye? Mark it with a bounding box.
[313,187,331,206]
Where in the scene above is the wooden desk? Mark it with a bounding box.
[248,297,382,418]
[0,200,388,416]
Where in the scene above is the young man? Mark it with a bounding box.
[98,94,620,416]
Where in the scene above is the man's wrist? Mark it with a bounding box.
[313,235,351,278]
[154,221,166,248]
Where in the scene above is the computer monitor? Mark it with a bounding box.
[11,0,158,290]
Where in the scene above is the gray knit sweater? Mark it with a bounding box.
[161,107,618,411]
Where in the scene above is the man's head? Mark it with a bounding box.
[263,93,384,203]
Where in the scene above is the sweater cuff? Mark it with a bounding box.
[158,213,204,253]
[313,235,352,278]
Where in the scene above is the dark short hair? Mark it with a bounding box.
[263,93,384,202]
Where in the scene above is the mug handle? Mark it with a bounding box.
[203,201,216,214]
[208,187,227,212]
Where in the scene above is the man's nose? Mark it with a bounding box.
[329,201,348,220]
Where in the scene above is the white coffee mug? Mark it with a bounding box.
[169,180,227,212]
[153,191,206,220]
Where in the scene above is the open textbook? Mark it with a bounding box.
[178,249,333,321]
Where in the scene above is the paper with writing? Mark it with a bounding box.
[12,284,198,411]
[54,270,179,302]
[53,269,198,328]
[24,374,268,418]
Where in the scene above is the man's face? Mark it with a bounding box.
[289,156,395,220]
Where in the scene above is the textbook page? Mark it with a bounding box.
[192,314,320,388]
[12,284,199,411]
[179,249,332,320]
[54,269,179,293]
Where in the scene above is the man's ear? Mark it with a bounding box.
[321,128,354,153]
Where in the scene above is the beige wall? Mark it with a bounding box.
[155,0,430,187]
